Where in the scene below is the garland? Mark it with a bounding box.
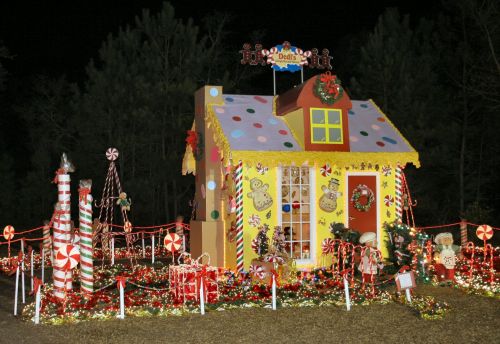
[313,71,344,105]
[350,184,374,212]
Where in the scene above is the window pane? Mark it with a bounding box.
[292,242,301,259]
[302,224,310,241]
[300,167,309,184]
[311,109,325,124]
[313,127,326,142]
[327,110,340,125]
[282,212,291,223]
[281,185,290,203]
[329,127,342,142]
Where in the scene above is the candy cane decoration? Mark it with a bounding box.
[3,225,14,258]
[53,171,73,299]
[55,244,80,271]
[395,165,404,222]
[79,181,94,294]
[42,221,52,260]
[235,160,244,273]
[466,242,475,282]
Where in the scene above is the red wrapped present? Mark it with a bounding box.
[169,253,219,304]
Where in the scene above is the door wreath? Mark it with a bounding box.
[351,184,375,212]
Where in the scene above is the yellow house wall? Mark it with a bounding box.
[234,161,398,271]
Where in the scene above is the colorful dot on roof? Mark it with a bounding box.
[231,129,245,138]
[348,110,355,115]
[279,129,288,135]
[207,180,216,190]
[284,142,293,148]
[268,118,278,125]
[376,141,385,147]
[225,97,234,102]
[257,136,267,143]
[349,136,359,142]
[360,103,368,108]
[254,96,268,103]
[253,123,263,128]
[382,136,397,144]
[209,88,219,97]
[360,131,369,136]
[232,116,241,121]
[371,124,381,131]
[210,210,219,220]
[246,108,255,114]
[377,117,386,122]
[215,107,225,114]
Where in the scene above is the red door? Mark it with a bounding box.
[347,175,378,234]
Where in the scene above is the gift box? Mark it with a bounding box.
[169,254,219,304]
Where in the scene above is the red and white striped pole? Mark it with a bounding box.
[42,220,52,261]
[235,160,244,274]
[53,170,73,300]
[395,165,404,222]
[79,180,94,294]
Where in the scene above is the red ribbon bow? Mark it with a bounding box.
[398,265,410,273]
[52,168,65,184]
[340,268,352,277]
[196,265,209,301]
[269,269,280,288]
[116,276,127,289]
[186,130,198,152]
[78,187,91,204]
[31,277,44,295]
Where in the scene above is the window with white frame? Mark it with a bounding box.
[280,166,311,260]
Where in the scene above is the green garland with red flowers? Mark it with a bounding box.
[350,184,375,212]
[313,71,344,105]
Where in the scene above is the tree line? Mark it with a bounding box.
[0,1,498,231]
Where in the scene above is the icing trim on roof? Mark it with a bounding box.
[205,103,232,164]
[231,150,420,168]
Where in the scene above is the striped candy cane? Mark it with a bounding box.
[53,173,72,299]
[42,221,52,260]
[79,184,93,294]
[235,160,244,273]
[395,165,404,222]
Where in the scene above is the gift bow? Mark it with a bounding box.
[78,187,91,204]
[340,268,352,278]
[116,276,127,289]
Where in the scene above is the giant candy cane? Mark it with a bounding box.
[235,160,244,273]
[395,165,404,222]
[52,173,72,299]
[79,180,94,294]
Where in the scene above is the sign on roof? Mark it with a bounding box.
[263,41,310,72]
[240,41,333,72]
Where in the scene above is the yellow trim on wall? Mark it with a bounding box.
[309,108,343,144]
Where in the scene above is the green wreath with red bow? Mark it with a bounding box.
[351,184,375,212]
[313,71,344,105]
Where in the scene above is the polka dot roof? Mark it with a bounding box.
[214,95,301,151]
[348,100,414,152]
[213,95,414,153]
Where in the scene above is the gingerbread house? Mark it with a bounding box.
[182,73,419,270]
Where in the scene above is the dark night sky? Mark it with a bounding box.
[0,0,439,81]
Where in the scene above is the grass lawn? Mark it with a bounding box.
[0,268,498,344]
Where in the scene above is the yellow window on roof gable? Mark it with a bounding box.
[310,108,343,144]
